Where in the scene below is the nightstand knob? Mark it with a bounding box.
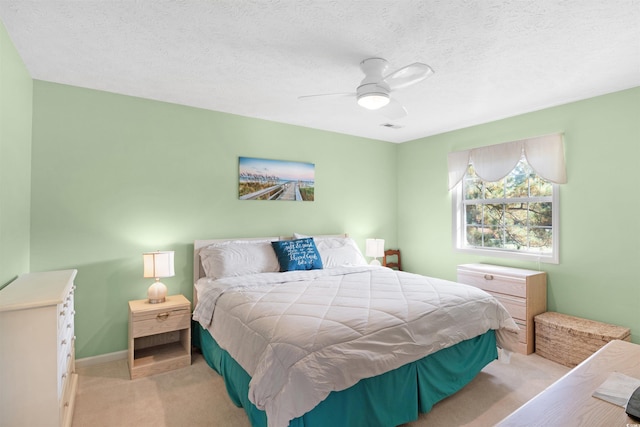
[484,274,494,280]
[157,312,170,321]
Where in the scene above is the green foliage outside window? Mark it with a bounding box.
[462,159,553,254]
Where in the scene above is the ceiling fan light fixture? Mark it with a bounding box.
[357,93,390,110]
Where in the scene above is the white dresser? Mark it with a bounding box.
[0,269,78,427]
[457,263,547,355]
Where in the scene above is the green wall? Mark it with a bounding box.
[30,81,398,358]
[0,21,31,287]
[397,87,640,343]
[5,24,638,357]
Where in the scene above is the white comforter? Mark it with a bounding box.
[193,266,519,427]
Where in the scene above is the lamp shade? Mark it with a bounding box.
[143,251,174,304]
[143,251,175,279]
[365,239,385,258]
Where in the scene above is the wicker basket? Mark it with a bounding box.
[534,312,631,367]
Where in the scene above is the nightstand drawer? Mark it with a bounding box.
[132,308,190,338]
[457,270,526,298]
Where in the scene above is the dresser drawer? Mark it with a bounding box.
[57,289,74,331]
[58,324,74,370]
[58,349,74,399]
[457,270,526,298]
[57,319,74,393]
[457,264,547,355]
[131,307,191,338]
[514,320,527,344]
[492,293,526,321]
[0,269,78,427]
[57,301,70,332]
[60,373,77,427]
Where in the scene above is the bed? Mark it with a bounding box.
[192,234,519,427]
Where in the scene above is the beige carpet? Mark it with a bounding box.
[72,350,569,427]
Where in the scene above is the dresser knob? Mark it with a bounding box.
[484,274,494,280]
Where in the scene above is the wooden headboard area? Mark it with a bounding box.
[193,234,348,306]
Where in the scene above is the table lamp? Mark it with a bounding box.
[143,250,175,303]
[365,239,385,266]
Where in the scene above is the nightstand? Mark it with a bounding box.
[128,294,191,379]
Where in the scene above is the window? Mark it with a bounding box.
[452,157,559,263]
[448,134,566,263]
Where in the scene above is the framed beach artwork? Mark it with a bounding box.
[238,157,315,201]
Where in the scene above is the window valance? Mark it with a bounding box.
[447,133,567,190]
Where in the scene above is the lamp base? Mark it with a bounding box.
[148,280,167,304]
[369,259,381,266]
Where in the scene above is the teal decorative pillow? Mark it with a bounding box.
[271,238,323,272]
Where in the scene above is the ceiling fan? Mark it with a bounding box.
[299,57,434,120]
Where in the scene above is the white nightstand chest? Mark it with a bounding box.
[457,263,547,355]
[128,294,191,379]
[0,269,78,427]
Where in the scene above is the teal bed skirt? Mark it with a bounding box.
[195,323,497,427]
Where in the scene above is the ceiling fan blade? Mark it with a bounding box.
[382,62,434,91]
[298,92,355,101]
[379,98,407,120]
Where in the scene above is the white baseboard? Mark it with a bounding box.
[76,350,127,368]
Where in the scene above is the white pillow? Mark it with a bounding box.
[199,240,280,279]
[294,235,367,268]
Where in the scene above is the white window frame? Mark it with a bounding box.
[451,168,560,264]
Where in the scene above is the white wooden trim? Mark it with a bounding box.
[451,180,559,264]
[75,350,127,368]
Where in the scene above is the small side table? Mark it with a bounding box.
[128,294,191,379]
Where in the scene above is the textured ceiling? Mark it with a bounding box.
[1,1,639,143]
